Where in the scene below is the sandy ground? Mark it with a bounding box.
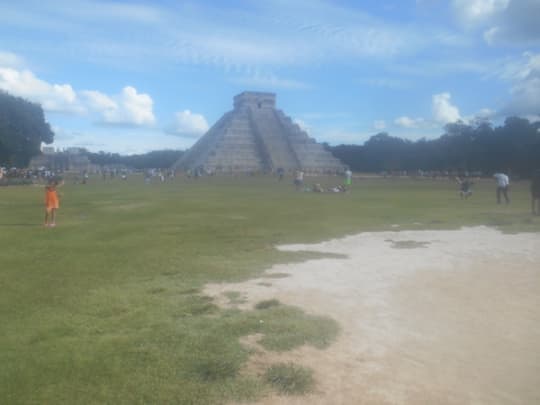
[204,226,540,405]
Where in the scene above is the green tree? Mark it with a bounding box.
[0,91,54,167]
[329,116,539,177]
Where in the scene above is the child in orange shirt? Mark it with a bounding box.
[44,179,62,227]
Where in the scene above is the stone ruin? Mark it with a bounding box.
[173,91,345,173]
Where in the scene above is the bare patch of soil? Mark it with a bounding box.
[204,226,540,404]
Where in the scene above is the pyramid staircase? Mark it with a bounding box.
[174,92,344,173]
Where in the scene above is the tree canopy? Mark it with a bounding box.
[84,149,183,169]
[0,91,54,167]
[330,117,540,177]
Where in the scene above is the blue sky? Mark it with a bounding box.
[0,0,539,154]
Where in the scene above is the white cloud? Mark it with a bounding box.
[394,116,426,128]
[81,87,155,126]
[0,57,156,126]
[452,0,509,26]
[497,51,540,82]
[0,51,24,68]
[373,120,387,130]
[0,67,83,113]
[452,0,540,46]
[293,118,310,132]
[486,0,540,46]
[432,92,461,123]
[0,1,467,73]
[495,52,540,117]
[102,86,155,126]
[80,90,117,112]
[167,110,209,137]
[475,108,495,119]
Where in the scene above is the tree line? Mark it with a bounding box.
[329,117,540,177]
[0,90,182,169]
[1,90,538,175]
[84,150,183,169]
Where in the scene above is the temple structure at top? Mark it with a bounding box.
[173,91,345,173]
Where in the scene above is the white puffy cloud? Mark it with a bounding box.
[102,86,155,126]
[80,87,155,126]
[432,92,461,123]
[80,90,117,112]
[394,116,426,128]
[373,120,386,130]
[167,110,209,137]
[0,59,156,126]
[0,67,83,113]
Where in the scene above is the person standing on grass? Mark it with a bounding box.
[456,175,473,199]
[493,172,510,204]
[44,179,62,227]
[294,169,304,191]
[531,169,540,215]
[344,168,352,187]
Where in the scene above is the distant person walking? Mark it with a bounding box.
[531,169,540,215]
[44,179,62,227]
[493,172,510,204]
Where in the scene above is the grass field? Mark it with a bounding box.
[1,174,539,404]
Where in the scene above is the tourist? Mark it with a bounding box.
[312,183,324,192]
[294,169,304,190]
[277,167,284,181]
[493,172,510,204]
[44,178,62,227]
[344,168,352,186]
[456,175,473,199]
[531,169,540,215]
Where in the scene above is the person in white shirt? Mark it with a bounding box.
[344,169,352,186]
[294,169,304,191]
[493,172,510,204]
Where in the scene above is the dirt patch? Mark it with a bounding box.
[204,226,540,404]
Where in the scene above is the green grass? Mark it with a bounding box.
[1,174,539,403]
[264,363,315,395]
[255,299,281,310]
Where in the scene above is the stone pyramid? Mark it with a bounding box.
[173,91,344,173]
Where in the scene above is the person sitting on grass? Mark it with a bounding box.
[531,169,540,215]
[44,178,63,227]
[312,183,324,193]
